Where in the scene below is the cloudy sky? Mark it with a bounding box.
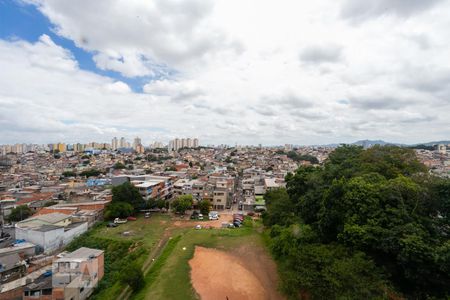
[1,0,449,146]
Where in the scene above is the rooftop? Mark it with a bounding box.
[57,247,103,261]
[24,212,70,224]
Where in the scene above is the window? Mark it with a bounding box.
[43,288,52,295]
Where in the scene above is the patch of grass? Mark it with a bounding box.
[94,214,171,248]
[66,214,173,300]
[140,227,263,300]
[132,235,182,300]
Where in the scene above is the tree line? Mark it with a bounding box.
[263,145,450,299]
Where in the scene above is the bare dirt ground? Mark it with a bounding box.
[189,246,285,300]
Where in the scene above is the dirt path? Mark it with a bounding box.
[189,246,284,300]
[118,228,172,300]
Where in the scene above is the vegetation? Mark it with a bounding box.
[171,195,193,214]
[8,205,32,222]
[286,151,319,164]
[65,224,146,299]
[113,162,126,169]
[263,145,450,299]
[44,200,58,207]
[104,202,134,219]
[131,235,182,299]
[112,182,145,212]
[409,144,436,151]
[79,168,102,177]
[62,170,76,177]
[66,215,171,299]
[198,199,210,215]
[134,223,258,300]
[121,262,145,291]
[146,198,169,210]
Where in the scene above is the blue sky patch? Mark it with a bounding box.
[0,0,168,93]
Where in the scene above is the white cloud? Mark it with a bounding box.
[25,0,242,77]
[2,0,450,145]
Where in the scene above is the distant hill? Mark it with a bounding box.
[412,141,450,146]
[351,140,405,148]
[311,139,449,148]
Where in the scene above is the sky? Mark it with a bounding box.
[1,0,450,146]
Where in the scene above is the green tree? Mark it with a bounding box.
[171,195,193,214]
[79,169,102,177]
[120,262,144,291]
[156,199,167,210]
[113,162,126,169]
[8,205,32,222]
[112,182,145,211]
[262,188,295,226]
[62,171,76,177]
[264,145,450,299]
[104,202,134,219]
[198,200,210,215]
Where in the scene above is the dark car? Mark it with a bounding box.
[233,221,241,227]
[107,222,118,227]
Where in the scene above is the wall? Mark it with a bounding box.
[15,227,64,254]
[0,286,23,300]
[62,223,88,246]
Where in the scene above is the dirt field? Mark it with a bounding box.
[189,246,284,300]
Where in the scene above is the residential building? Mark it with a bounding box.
[22,247,104,300]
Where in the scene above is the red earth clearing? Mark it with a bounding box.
[189,246,285,300]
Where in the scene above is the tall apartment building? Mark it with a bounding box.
[168,138,199,151]
[133,137,142,149]
[112,137,118,150]
[119,137,126,148]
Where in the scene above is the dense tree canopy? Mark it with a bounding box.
[171,195,193,214]
[111,182,145,212]
[198,199,210,215]
[104,202,134,219]
[287,151,319,164]
[264,145,450,299]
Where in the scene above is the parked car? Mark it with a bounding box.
[114,218,127,224]
[195,224,202,230]
[233,219,242,226]
[144,212,150,218]
[198,214,204,220]
[2,223,14,229]
[127,216,137,221]
[107,222,118,227]
[209,211,219,220]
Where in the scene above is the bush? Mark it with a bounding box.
[121,262,144,291]
[8,205,32,222]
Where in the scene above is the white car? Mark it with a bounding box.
[195,224,202,230]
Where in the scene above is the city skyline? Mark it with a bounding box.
[1,1,450,145]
